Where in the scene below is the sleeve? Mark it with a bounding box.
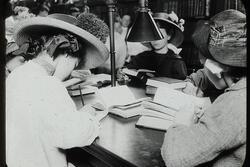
[38,77,100,149]
[161,93,246,167]
[186,69,212,91]
[172,58,187,80]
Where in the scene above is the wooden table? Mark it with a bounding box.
[67,87,166,167]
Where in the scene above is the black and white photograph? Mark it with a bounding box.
[0,0,247,166]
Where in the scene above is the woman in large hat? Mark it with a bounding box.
[161,9,246,167]
[118,11,187,85]
[6,13,109,167]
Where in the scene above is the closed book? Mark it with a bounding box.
[145,85,157,95]
[136,116,173,132]
[146,77,186,90]
[122,68,155,77]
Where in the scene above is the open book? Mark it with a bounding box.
[136,87,211,131]
[92,85,151,118]
[145,77,186,95]
[122,68,155,77]
[67,74,111,96]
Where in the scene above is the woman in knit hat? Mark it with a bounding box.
[6,13,109,167]
[161,9,246,167]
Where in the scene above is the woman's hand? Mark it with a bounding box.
[70,70,91,81]
[116,68,131,85]
[182,82,204,97]
[174,103,205,126]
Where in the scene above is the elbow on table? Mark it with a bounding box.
[161,145,194,167]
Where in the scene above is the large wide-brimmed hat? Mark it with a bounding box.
[192,9,246,67]
[13,13,109,70]
[153,12,184,47]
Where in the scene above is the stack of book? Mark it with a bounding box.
[122,68,155,77]
[136,87,211,131]
[145,77,186,95]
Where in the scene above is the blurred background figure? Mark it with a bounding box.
[83,0,90,13]
[98,13,127,73]
[37,3,50,17]
[70,6,80,17]
[5,5,35,77]
[5,5,34,44]
[121,14,152,62]
[121,14,131,39]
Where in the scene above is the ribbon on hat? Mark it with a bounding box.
[168,11,185,32]
[12,40,42,60]
[12,33,80,60]
[45,33,80,57]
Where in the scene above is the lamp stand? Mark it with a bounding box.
[106,0,117,86]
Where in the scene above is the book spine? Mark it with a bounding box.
[174,0,178,14]
[195,0,199,17]
[205,0,210,17]
[190,0,195,17]
[163,1,168,13]
[169,0,173,13]
[183,0,188,18]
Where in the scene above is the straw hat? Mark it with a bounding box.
[13,13,109,70]
[192,9,246,67]
[153,12,185,47]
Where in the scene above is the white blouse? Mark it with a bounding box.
[6,61,99,167]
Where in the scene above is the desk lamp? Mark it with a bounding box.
[106,0,162,86]
[126,0,163,42]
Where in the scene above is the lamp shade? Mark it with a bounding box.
[126,11,163,42]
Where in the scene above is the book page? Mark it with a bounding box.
[154,87,211,111]
[68,74,111,90]
[146,77,186,89]
[141,108,175,121]
[96,85,136,109]
[122,68,155,76]
[110,106,143,118]
[136,116,173,131]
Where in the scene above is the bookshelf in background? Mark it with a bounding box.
[210,0,245,15]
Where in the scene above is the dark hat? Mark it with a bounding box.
[40,4,50,12]
[13,13,109,70]
[191,20,213,60]
[153,12,184,47]
[192,9,246,67]
[70,7,80,13]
